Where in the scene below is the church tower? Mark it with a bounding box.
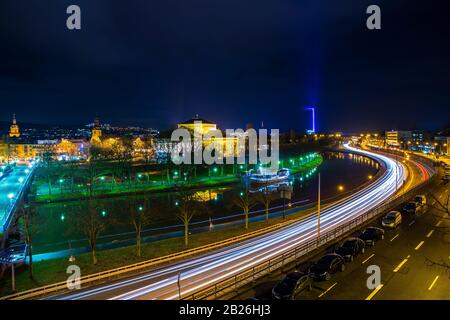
[9,113,20,138]
[90,115,102,144]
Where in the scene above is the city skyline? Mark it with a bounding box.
[1,1,450,132]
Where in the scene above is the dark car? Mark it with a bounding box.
[272,272,312,300]
[309,253,345,281]
[358,227,384,246]
[402,201,419,214]
[334,237,365,262]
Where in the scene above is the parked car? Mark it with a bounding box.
[272,271,312,300]
[402,201,420,214]
[382,211,402,228]
[334,237,365,262]
[358,227,385,246]
[309,253,345,281]
[414,195,427,206]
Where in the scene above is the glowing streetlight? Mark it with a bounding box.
[7,193,14,199]
[338,185,344,192]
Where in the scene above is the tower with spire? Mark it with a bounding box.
[9,113,20,138]
[90,114,102,144]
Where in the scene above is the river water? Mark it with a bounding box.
[33,151,379,256]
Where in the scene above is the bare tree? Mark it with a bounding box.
[233,188,257,230]
[256,186,278,223]
[129,195,153,257]
[18,202,39,279]
[429,192,449,218]
[175,188,205,247]
[70,199,112,264]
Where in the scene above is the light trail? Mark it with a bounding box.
[56,144,408,300]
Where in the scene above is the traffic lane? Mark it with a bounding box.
[374,203,449,299]
[306,190,448,300]
[255,193,443,300]
[243,165,439,301]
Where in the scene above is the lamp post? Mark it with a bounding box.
[177,272,182,300]
[317,173,321,242]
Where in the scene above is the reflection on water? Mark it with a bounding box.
[34,151,380,253]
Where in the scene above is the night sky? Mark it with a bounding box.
[0,0,449,132]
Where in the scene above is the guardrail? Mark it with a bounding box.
[182,162,437,300]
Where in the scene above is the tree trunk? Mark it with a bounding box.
[136,229,142,257]
[28,241,33,280]
[92,247,97,265]
[184,223,189,247]
[245,208,249,229]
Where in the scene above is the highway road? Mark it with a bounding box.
[245,176,448,300]
[51,144,422,300]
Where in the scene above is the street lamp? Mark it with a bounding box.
[338,185,344,192]
[7,193,14,200]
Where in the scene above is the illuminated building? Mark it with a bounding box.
[385,130,412,147]
[177,116,238,158]
[9,113,20,138]
[90,115,103,145]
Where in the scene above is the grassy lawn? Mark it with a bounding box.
[0,205,316,297]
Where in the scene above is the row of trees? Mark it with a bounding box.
[16,182,282,280]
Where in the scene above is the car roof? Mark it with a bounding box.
[318,253,341,263]
[386,211,399,217]
[286,271,306,279]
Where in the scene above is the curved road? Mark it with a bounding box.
[53,144,421,300]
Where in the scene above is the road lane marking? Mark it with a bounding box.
[393,258,408,272]
[426,230,434,238]
[415,241,425,251]
[428,276,439,291]
[408,220,416,226]
[318,282,338,298]
[435,221,442,227]
[365,284,384,300]
[362,254,375,264]
[390,234,399,242]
